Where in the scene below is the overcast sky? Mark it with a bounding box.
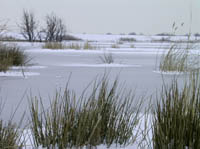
[0,0,199,35]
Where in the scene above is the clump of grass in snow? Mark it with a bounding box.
[99,53,114,64]
[119,37,136,42]
[158,43,200,72]
[159,44,189,72]
[0,43,28,72]
[83,41,95,50]
[30,76,142,148]
[111,44,119,48]
[130,44,135,48]
[65,43,81,50]
[42,42,66,49]
[43,41,98,50]
[153,71,200,148]
[158,22,200,72]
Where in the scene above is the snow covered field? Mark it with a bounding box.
[0,33,200,148]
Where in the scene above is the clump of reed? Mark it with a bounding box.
[159,44,189,72]
[29,76,142,148]
[83,41,96,50]
[153,71,200,148]
[66,43,82,50]
[43,41,98,50]
[42,42,66,49]
[0,43,28,72]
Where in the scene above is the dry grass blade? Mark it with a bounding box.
[99,53,114,64]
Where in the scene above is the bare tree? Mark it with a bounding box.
[0,20,7,37]
[44,14,66,42]
[19,10,37,42]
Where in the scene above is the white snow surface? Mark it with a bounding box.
[153,70,185,75]
[0,71,40,77]
[10,66,47,70]
[61,63,141,68]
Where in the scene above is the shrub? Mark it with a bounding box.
[152,37,172,42]
[0,21,7,37]
[155,33,173,36]
[62,35,81,41]
[119,38,136,42]
[194,33,200,37]
[0,43,28,72]
[128,32,136,35]
[30,76,142,148]
[43,13,67,42]
[153,71,200,148]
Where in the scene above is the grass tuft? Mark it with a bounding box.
[42,42,66,49]
[43,41,98,50]
[159,44,188,72]
[30,76,142,148]
[153,71,200,148]
[130,44,135,48]
[158,44,199,72]
[83,41,95,50]
[111,44,120,48]
[0,43,28,72]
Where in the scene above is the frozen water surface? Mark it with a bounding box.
[0,33,200,148]
[1,34,198,121]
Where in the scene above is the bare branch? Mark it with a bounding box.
[19,10,37,42]
[43,13,67,42]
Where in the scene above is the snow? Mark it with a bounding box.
[153,70,185,75]
[11,66,47,70]
[0,71,40,77]
[61,63,141,68]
